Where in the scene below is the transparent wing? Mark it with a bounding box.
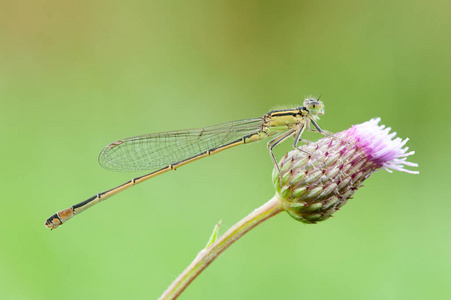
[98,118,264,172]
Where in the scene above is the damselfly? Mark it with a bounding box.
[45,97,331,229]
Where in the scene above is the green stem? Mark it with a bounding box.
[159,195,284,300]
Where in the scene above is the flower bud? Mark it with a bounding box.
[273,118,418,224]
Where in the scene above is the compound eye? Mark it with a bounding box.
[308,102,319,110]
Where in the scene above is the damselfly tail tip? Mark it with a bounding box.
[45,214,62,230]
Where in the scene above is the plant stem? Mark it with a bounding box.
[159,195,284,300]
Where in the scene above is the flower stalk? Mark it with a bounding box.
[159,196,283,300]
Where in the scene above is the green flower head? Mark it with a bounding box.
[273,118,419,224]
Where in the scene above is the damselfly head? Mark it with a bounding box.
[303,98,324,116]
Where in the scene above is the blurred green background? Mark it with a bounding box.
[1,0,449,299]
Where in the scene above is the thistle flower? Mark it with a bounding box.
[273,118,419,224]
[160,118,418,299]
